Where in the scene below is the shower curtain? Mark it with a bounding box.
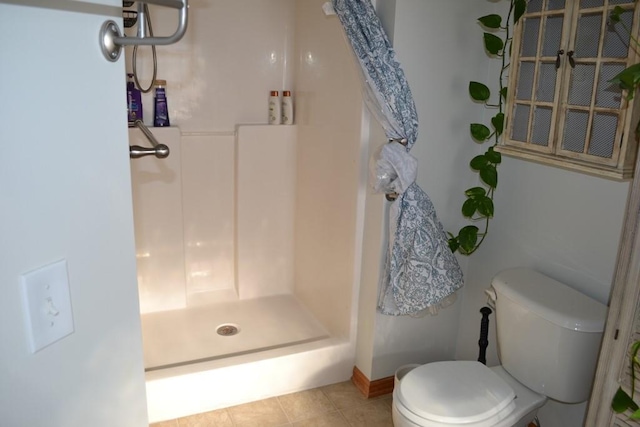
[332,0,464,316]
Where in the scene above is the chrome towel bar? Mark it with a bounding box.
[129,120,170,159]
[100,0,188,62]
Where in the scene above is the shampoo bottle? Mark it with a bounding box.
[153,79,170,127]
[282,90,294,125]
[127,73,143,124]
[268,90,281,125]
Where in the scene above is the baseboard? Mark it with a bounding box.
[351,366,394,398]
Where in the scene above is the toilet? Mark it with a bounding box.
[392,268,608,427]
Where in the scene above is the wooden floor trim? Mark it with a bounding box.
[351,366,395,398]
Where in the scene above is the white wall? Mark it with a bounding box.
[360,6,628,425]
[380,1,629,425]
[0,2,148,426]
[293,0,364,339]
[456,158,629,426]
[355,0,493,380]
[450,3,631,427]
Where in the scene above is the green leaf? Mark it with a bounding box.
[613,387,639,413]
[448,236,460,253]
[632,408,640,420]
[500,87,508,100]
[514,0,527,24]
[478,14,502,29]
[470,123,491,141]
[632,340,640,359]
[610,5,625,24]
[459,226,479,254]
[484,33,504,55]
[470,155,489,171]
[610,63,640,98]
[480,164,498,188]
[477,196,494,217]
[492,113,505,134]
[469,81,491,101]
[465,187,486,198]
[462,198,478,217]
[486,146,502,164]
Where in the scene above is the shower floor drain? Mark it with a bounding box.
[216,324,240,336]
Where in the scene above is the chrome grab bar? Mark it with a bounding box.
[129,120,170,159]
[99,0,189,61]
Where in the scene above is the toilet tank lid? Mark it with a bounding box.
[491,268,607,333]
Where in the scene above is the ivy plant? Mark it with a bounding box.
[448,0,526,255]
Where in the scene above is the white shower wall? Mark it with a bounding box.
[127,1,298,313]
[126,0,296,132]
[127,1,363,340]
[129,125,297,313]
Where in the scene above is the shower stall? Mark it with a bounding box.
[125,0,370,422]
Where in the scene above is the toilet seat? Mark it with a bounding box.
[394,361,517,426]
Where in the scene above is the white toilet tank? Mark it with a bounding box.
[490,268,608,403]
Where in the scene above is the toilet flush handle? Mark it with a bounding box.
[484,287,497,309]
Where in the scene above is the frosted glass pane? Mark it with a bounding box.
[609,0,634,4]
[527,0,543,12]
[563,110,589,153]
[542,16,564,57]
[547,0,565,10]
[588,113,618,158]
[521,18,541,57]
[581,0,603,7]
[603,9,633,58]
[511,104,530,142]
[568,64,596,106]
[536,62,557,102]
[517,62,535,100]
[532,107,552,146]
[596,63,625,108]
[575,13,602,57]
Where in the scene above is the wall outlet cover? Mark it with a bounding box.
[20,259,75,353]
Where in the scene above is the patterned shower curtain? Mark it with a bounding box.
[332,0,464,316]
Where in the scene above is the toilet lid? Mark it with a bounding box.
[397,361,516,424]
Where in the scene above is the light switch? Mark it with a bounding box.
[20,259,74,353]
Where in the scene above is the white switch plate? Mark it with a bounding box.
[20,259,74,353]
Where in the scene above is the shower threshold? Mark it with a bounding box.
[140,294,329,371]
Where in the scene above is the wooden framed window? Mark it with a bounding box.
[501,0,640,180]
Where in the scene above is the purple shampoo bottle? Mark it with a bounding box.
[153,80,170,127]
[127,73,143,124]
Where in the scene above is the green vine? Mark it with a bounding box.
[448,0,526,255]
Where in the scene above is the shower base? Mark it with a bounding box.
[141,294,329,371]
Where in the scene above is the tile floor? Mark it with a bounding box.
[150,380,393,427]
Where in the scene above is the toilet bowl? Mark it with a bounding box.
[391,268,607,427]
[392,361,546,427]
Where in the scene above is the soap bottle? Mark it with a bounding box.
[127,73,143,124]
[282,90,294,125]
[153,79,170,127]
[268,90,281,125]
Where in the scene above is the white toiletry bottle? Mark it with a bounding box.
[268,91,281,125]
[282,91,294,125]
